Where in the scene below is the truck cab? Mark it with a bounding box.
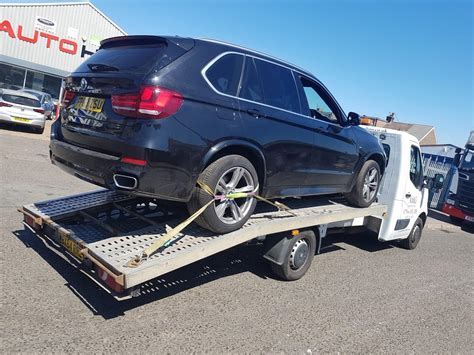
[364,126,441,242]
[444,130,474,223]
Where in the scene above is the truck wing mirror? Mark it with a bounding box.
[433,173,445,190]
[453,153,461,167]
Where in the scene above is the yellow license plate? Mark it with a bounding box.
[13,117,31,122]
[59,233,84,261]
[75,96,105,113]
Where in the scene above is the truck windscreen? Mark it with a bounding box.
[460,150,474,171]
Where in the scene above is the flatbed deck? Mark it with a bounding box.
[20,189,387,299]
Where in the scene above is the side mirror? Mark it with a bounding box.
[347,112,360,126]
[433,173,445,190]
[453,153,461,167]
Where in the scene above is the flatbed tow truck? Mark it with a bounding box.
[18,126,442,300]
[20,190,386,299]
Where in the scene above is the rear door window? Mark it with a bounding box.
[254,59,301,113]
[238,57,264,104]
[206,54,244,96]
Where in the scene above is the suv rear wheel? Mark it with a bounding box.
[345,159,381,208]
[187,155,258,234]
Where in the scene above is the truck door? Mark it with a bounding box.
[401,144,424,229]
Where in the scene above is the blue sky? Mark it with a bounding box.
[12,0,473,146]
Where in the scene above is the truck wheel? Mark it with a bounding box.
[345,159,381,208]
[187,155,258,234]
[270,231,316,281]
[400,217,423,250]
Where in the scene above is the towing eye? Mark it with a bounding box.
[125,181,295,268]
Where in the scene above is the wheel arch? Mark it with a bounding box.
[200,140,266,192]
[367,152,386,175]
[418,212,427,227]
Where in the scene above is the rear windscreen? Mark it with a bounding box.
[75,43,188,74]
[2,94,41,107]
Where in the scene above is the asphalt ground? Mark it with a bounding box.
[1,124,473,353]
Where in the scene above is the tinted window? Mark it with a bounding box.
[299,77,338,123]
[2,94,41,107]
[76,43,188,75]
[410,145,423,189]
[239,57,264,103]
[206,54,243,96]
[254,59,300,113]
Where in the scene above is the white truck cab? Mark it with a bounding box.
[364,126,435,245]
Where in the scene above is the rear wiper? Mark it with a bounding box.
[87,63,119,72]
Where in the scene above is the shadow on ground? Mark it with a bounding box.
[428,209,474,233]
[13,226,398,319]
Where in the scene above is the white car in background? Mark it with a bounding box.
[0,89,46,133]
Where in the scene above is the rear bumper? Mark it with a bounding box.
[0,113,45,128]
[50,138,193,202]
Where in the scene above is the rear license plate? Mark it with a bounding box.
[465,215,474,222]
[75,96,105,113]
[59,233,84,261]
[13,117,31,122]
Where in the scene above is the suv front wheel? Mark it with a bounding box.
[187,155,258,234]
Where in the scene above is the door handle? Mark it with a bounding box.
[405,193,412,198]
[247,108,262,118]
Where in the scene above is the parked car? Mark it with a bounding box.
[20,89,55,119]
[0,89,46,133]
[50,36,386,233]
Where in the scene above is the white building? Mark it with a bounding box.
[0,1,126,100]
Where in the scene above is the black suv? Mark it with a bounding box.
[50,36,386,233]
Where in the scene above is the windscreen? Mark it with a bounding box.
[2,94,41,107]
[460,150,474,171]
[75,43,187,75]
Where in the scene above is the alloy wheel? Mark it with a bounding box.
[213,166,255,225]
[362,167,379,202]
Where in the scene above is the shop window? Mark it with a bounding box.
[0,63,26,90]
[25,71,62,99]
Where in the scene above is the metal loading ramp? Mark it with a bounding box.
[20,189,387,295]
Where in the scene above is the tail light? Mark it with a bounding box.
[111,85,183,119]
[0,102,12,107]
[34,108,45,114]
[62,89,76,106]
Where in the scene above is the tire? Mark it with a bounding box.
[270,231,316,281]
[400,217,423,250]
[449,215,464,225]
[345,160,381,208]
[187,155,258,234]
[33,126,45,134]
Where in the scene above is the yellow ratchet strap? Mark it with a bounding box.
[125,181,294,268]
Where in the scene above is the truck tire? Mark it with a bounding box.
[400,217,423,250]
[345,159,381,208]
[270,230,316,281]
[187,155,258,234]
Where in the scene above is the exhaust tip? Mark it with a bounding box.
[113,174,138,190]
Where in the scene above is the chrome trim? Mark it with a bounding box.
[459,173,469,181]
[113,174,138,190]
[201,51,345,127]
[200,38,313,77]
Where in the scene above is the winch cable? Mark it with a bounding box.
[125,181,295,268]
